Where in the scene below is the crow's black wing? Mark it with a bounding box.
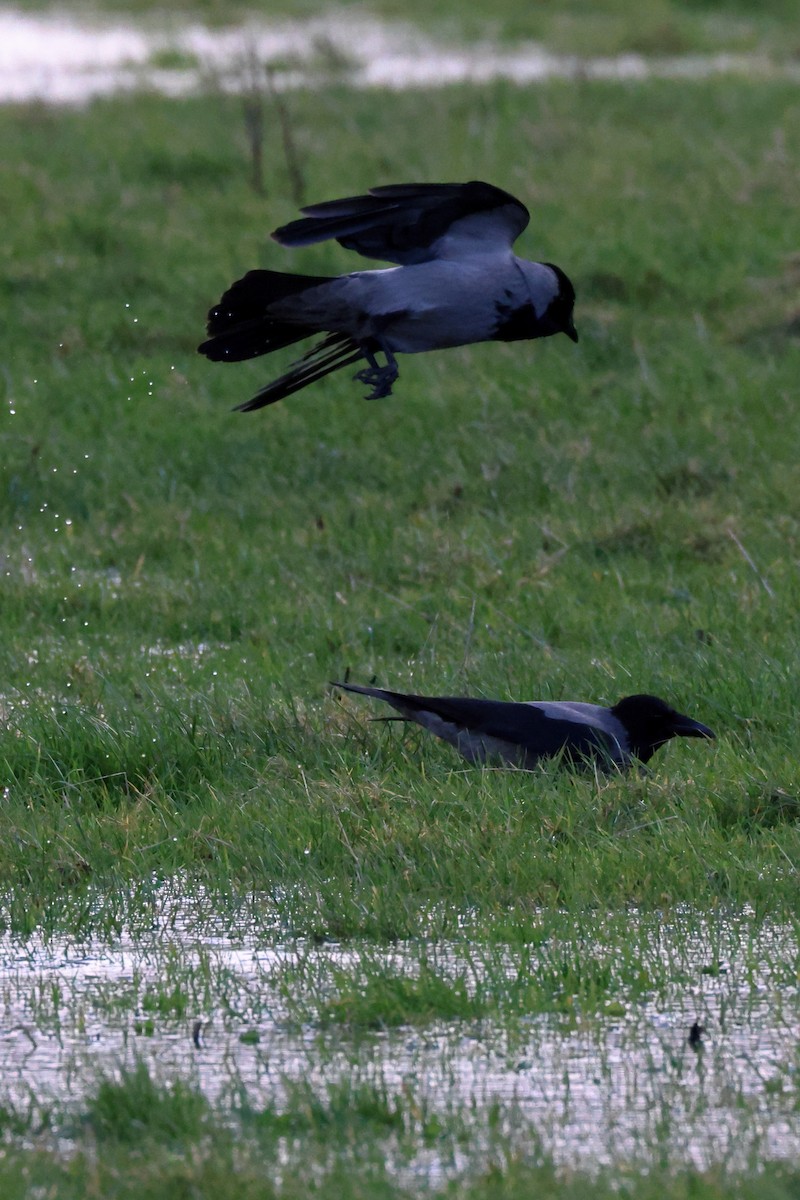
[273,181,530,264]
[333,683,614,764]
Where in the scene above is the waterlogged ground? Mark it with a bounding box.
[2,8,800,104]
[2,11,800,1191]
[2,887,797,1182]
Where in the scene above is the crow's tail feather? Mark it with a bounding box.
[332,680,425,718]
[198,269,334,364]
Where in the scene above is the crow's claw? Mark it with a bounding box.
[354,363,399,400]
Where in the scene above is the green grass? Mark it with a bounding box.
[290,950,655,1028]
[1,64,800,1196]
[271,912,799,1028]
[1,76,799,938]
[82,1060,211,1142]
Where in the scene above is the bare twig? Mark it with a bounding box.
[240,46,265,195]
[238,46,306,204]
[265,66,306,208]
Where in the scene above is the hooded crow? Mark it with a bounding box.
[333,683,715,771]
[198,181,577,411]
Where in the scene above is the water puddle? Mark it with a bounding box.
[1,9,798,105]
[1,885,798,1178]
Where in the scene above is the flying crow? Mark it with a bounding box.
[333,683,715,771]
[198,181,577,411]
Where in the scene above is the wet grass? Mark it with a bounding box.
[1,911,797,1189]
[1,62,799,1196]
[273,914,799,1028]
[0,1055,798,1199]
[2,691,799,938]
[1,77,800,939]
[293,951,651,1029]
[11,907,796,1034]
[83,1059,210,1142]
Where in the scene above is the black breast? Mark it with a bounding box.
[491,300,539,342]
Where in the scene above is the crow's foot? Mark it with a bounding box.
[354,362,399,400]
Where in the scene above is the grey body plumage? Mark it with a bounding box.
[198,181,577,410]
[333,683,715,771]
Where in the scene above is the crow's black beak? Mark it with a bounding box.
[565,322,579,344]
[673,717,716,740]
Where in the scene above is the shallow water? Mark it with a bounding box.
[1,9,798,105]
[1,886,798,1178]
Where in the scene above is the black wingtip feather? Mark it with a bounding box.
[233,335,364,412]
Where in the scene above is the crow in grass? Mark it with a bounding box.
[198,180,577,411]
[333,683,715,772]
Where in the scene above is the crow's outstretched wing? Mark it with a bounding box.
[272,181,530,265]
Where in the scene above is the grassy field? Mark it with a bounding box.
[2,75,799,933]
[1,56,799,1196]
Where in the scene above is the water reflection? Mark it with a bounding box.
[1,10,798,105]
[0,889,797,1177]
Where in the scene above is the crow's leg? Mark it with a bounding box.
[354,344,399,399]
